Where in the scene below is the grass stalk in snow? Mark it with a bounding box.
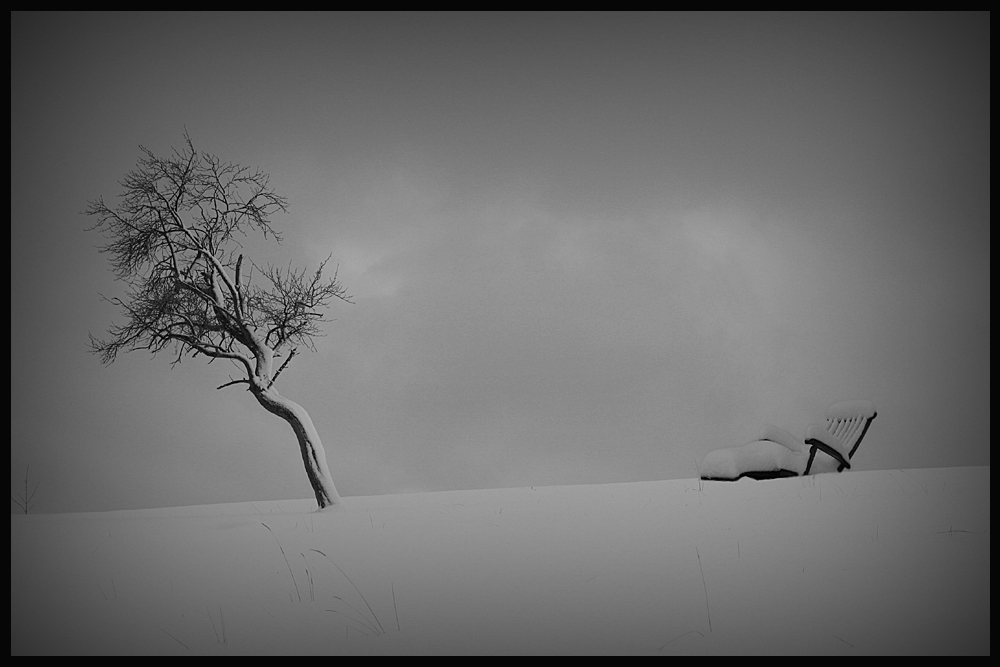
[696,546,712,632]
[659,629,705,651]
[11,464,39,514]
[262,523,301,603]
[161,628,190,650]
[326,608,377,636]
[208,607,220,643]
[311,548,385,635]
[392,582,400,631]
[302,552,315,601]
[97,579,118,601]
[208,606,229,645]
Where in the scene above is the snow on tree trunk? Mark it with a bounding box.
[251,385,341,509]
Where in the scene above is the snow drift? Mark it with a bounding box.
[11,466,989,655]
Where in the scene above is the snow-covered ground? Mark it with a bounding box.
[11,466,989,655]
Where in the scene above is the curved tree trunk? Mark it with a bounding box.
[250,385,341,509]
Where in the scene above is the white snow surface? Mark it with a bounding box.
[11,467,990,655]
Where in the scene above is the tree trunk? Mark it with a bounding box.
[250,386,341,509]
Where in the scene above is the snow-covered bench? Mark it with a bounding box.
[700,400,877,481]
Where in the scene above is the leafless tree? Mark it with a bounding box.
[87,135,352,509]
[12,465,39,514]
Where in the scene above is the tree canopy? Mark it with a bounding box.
[87,135,352,386]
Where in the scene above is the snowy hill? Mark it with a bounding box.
[11,467,989,655]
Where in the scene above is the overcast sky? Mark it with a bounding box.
[11,12,990,513]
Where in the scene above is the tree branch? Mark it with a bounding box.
[217,378,251,390]
[267,348,298,389]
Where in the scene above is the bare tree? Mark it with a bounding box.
[86,135,352,509]
[12,465,39,514]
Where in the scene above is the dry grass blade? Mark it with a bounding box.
[310,548,384,634]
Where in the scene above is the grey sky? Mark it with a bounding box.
[11,13,990,512]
